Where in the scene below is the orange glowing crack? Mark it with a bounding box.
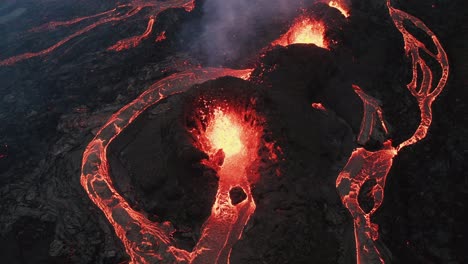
[272,16,328,49]
[0,0,196,66]
[336,1,449,264]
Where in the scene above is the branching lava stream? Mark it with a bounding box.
[335,1,449,263]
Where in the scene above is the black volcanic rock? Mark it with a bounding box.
[0,0,466,263]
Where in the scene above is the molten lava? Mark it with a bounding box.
[272,17,328,49]
[107,17,155,52]
[328,1,350,18]
[79,68,250,262]
[155,31,167,43]
[188,105,264,264]
[205,110,244,157]
[388,0,449,152]
[352,84,389,145]
[311,102,327,111]
[336,1,449,264]
[72,0,449,262]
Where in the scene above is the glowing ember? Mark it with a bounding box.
[311,102,327,111]
[328,1,350,18]
[336,1,449,264]
[155,31,167,42]
[272,17,328,49]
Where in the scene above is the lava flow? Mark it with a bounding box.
[336,1,449,264]
[187,105,264,264]
[352,84,389,145]
[272,16,328,49]
[107,17,155,52]
[76,0,450,262]
[0,0,195,66]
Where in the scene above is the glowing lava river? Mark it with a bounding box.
[77,0,449,263]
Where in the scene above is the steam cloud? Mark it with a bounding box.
[197,0,306,64]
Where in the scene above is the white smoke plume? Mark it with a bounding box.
[197,0,307,64]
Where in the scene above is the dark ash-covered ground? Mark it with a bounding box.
[0,0,467,263]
